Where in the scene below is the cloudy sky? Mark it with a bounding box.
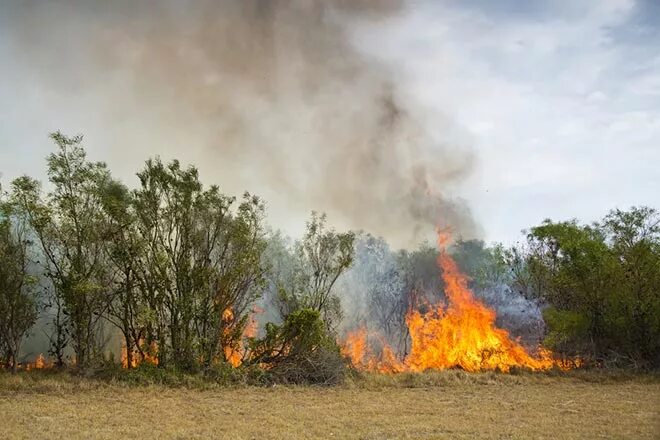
[352,0,660,242]
[1,0,658,246]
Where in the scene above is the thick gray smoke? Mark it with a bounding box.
[2,0,478,247]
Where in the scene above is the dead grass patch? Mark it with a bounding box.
[1,370,659,439]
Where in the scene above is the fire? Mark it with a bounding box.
[25,353,51,371]
[341,328,406,373]
[342,230,569,373]
[121,340,159,369]
[35,353,46,369]
[223,306,261,367]
[341,327,368,366]
[118,306,261,369]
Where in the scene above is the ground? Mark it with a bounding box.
[1,371,658,439]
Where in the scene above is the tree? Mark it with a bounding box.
[195,189,268,368]
[338,233,408,354]
[514,207,660,367]
[131,158,268,370]
[600,207,660,365]
[0,187,39,372]
[98,179,147,369]
[451,239,509,289]
[11,133,115,368]
[277,212,355,330]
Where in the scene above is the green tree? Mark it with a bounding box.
[98,179,148,368]
[601,207,660,365]
[451,239,509,289]
[277,212,355,330]
[196,189,268,368]
[131,158,267,370]
[11,133,115,368]
[0,186,39,372]
[523,220,616,356]
[514,207,660,367]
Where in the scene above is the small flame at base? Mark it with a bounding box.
[24,353,51,371]
[121,340,159,369]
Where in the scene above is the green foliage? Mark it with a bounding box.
[119,157,268,370]
[10,133,115,368]
[4,133,271,372]
[542,307,590,354]
[0,187,39,371]
[451,239,509,288]
[247,308,346,384]
[276,212,355,329]
[396,241,442,300]
[512,207,660,367]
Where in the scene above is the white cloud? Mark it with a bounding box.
[351,0,660,243]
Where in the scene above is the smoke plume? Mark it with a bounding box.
[3,0,478,247]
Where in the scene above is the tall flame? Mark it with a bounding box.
[343,230,566,373]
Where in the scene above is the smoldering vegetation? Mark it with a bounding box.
[2,0,478,247]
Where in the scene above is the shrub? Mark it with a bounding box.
[248,308,347,384]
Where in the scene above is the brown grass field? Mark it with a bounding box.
[1,371,659,439]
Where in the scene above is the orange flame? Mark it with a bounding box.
[223,306,261,367]
[341,327,368,366]
[343,230,571,373]
[24,353,51,371]
[341,328,406,373]
[35,353,46,369]
[121,339,159,369]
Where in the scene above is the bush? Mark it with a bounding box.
[248,308,347,385]
[542,307,591,355]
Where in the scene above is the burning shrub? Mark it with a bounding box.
[341,231,562,373]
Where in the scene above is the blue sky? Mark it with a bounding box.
[1,0,658,245]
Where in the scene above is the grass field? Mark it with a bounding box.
[1,371,659,439]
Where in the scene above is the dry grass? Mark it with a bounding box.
[1,370,659,439]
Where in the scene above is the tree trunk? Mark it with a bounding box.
[10,350,18,374]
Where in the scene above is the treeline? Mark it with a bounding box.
[452,208,660,368]
[0,133,354,382]
[1,132,658,378]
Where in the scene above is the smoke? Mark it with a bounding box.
[335,234,546,352]
[3,0,478,247]
[473,284,546,347]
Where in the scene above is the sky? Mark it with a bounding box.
[1,0,658,246]
[351,0,660,243]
